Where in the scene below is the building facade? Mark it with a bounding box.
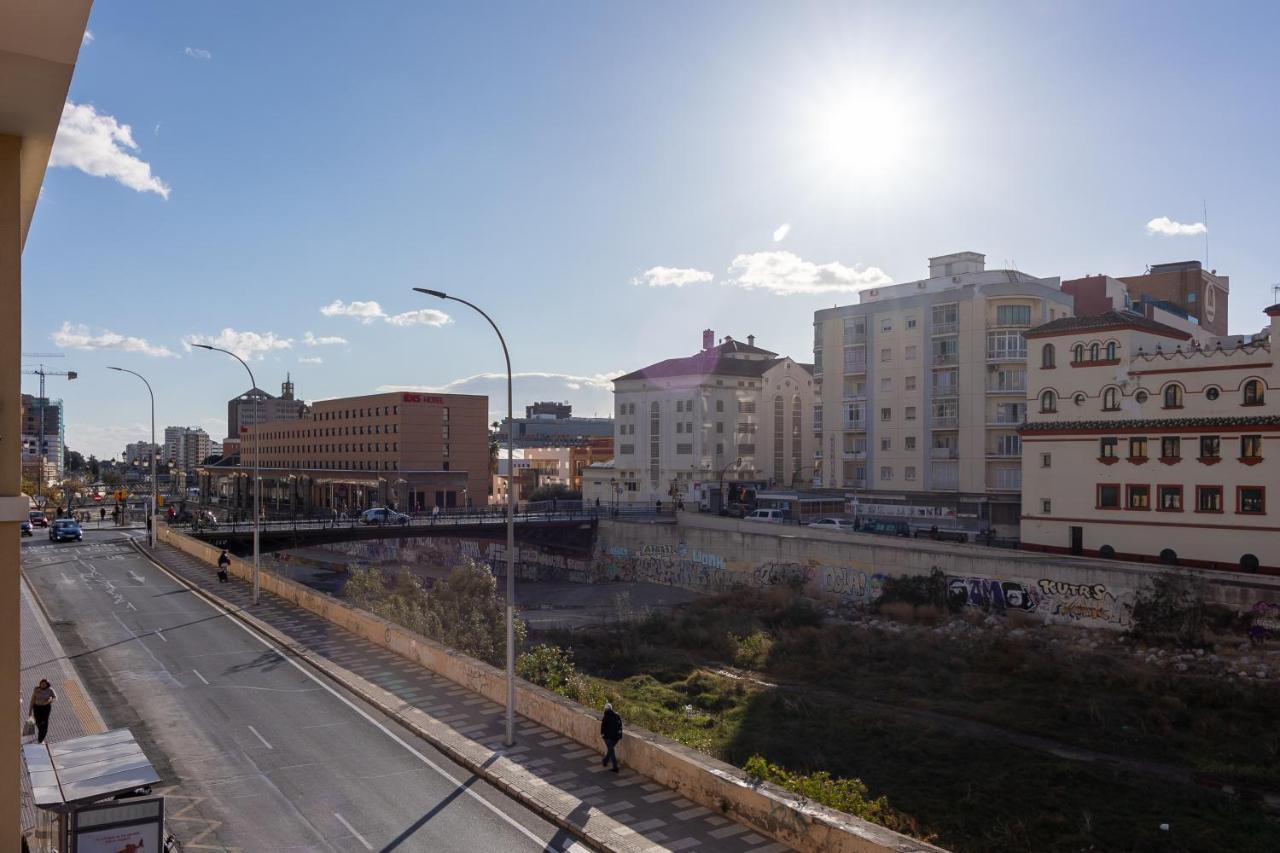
[611,332,816,505]
[224,375,307,450]
[1119,260,1229,337]
[1020,307,1278,573]
[20,394,65,477]
[812,252,1072,533]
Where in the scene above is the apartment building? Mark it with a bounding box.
[612,332,816,505]
[224,374,308,452]
[1020,305,1278,573]
[812,252,1072,533]
[163,427,212,468]
[20,394,65,477]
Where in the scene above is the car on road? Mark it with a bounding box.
[28,511,48,528]
[807,517,855,531]
[361,507,410,526]
[718,502,750,519]
[744,508,785,523]
[861,520,912,537]
[20,520,33,537]
[49,519,83,542]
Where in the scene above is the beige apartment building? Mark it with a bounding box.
[813,252,1072,534]
[200,391,488,514]
[1020,305,1279,573]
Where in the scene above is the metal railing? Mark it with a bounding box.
[931,415,959,428]
[931,321,958,335]
[929,447,958,459]
[931,352,958,365]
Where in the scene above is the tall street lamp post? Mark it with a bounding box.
[717,457,743,513]
[107,367,156,547]
[192,344,261,605]
[414,287,518,747]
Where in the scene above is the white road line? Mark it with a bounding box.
[192,669,210,686]
[133,546,557,851]
[247,724,273,750]
[154,628,167,642]
[333,813,373,850]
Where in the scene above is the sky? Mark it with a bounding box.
[22,1,1280,460]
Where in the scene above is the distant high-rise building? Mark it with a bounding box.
[226,374,307,445]
[20,394,66,477]
[163,427,212,472]
[526,401,573,419]
[1118,261,1229,336]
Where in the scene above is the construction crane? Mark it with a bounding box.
[22,353,77,498]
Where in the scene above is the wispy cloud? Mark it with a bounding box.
[1146,216,1207,237]
[302,331,348,347]
[52,321,175,357]
[82,30,94,46]
[183,328,293,361]
[772,223,791,242]
[630,267,714,288]
[725,251,891,295]
[320,300,451,327]
[298,356,323,365]
[184,47,212,60]
[51,102,171,198]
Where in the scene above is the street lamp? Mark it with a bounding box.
[107,367,156,547]
[192,344,261,605]
[717,457,743,513]
[415,287,518,747]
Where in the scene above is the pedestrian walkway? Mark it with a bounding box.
[146,542,792,852]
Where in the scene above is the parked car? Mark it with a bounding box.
[49,519,83,543]
[28,511,48,528]
[361,507,410,526]
[807,517,854,531]
[718,502,750,519]
[744,508,785,523]
[20,520,33,537]
[915,526,968,543]
[861,520,912,537]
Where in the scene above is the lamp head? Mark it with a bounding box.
[413,287,448,299]
[107,366,123,372]
[191,343,213,351]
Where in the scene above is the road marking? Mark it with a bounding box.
[247,724,273,750]
[129,570,146,584]
[333,813,373,850]
[192,669,210,685]
[154,628,167,642]
[126,602,137,611]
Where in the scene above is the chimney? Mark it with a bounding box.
[702,329,714,351]
[747,334,756,347]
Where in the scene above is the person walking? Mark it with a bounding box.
[600,702,623,772]
[216,549,231,583]
[29,679,56,744]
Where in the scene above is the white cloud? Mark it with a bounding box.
[51,102,171,198]
[82,30,94,46]
[298,356,323,365]
[386,308,450,327]
[302,331,348,347]
[183,328,293,361]
[320,299,450,327]
[1146,216,1207,237]
[184,47,212,60]
[725,251,892,295]
[630,266,714,288]
[377,370,622,421]
[379,370,622,395]
[52,321,175,357]
[772,223,791,242]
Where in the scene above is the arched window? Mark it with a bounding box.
[1163,384,1183,409]
[1089,342,1100,362]
[1041,343,1056,368]
[1073,344,1085,363]
[1040,390,1057,413]
[1103,387,1119,410]
[1105,341,1117,360]
[1243,379,1264,406]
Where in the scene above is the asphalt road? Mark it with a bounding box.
[22,532,580,852]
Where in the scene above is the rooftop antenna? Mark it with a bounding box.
[1272,284,1280,305]
[1203,198,1209,270]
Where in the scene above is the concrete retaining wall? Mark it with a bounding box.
[158,526,943,853]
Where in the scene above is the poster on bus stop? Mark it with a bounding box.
[74,822,160,853]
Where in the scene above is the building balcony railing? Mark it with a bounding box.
[843,360,868,374]
[986,416,1025,427]
[931,352,958,366]
[842,421,868,431]
[931,384,959,397]
[843,332,867,345]
[987,472,1023,491]
[843,449,867,460]
[931,322,958,335]
[986,381,1027,394]
[842,392,867,401]
[986,448,1022,458]
[850,478,868,490]
[985,349,1028,362]
[929,447,958,459]
[931,415,959,429]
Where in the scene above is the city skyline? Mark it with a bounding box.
[21,1,1280,459]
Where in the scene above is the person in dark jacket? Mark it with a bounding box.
[217,549,231,583]
[600,702,623,772]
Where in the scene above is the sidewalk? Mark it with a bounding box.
[146,541,792,853]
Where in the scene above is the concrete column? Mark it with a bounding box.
[1,133,24,841]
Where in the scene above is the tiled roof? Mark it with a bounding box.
[1022,415,1280,432]
[716,339,777,356]
[1024,310,1191,340]
[614,352,790,382]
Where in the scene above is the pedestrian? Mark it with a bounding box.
[29,679,56,744]
[600,701,623,772]
[99,507,106,522]
[216,549,230,583]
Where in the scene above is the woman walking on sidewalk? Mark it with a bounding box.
[600,702,623,772]
[29,679,56,744]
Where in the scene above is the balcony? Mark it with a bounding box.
[931,384,959,398]
[843,331,867,345]
[986,447,1022,458]
[985,349,1028,362]
[931,352,958,366]
[987,414,1025,427]
[931,321,958,335]
[842,420,868,432]
[842,391,867,401]
[986,379,1027,394]
[931,415,959,429]
[987,468,1022,491]
[843,449,868,460]
[843,360,868,374]
[929,447,958,459]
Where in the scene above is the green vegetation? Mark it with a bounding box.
[742,754,915,835]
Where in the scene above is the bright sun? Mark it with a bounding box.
[796,81,926,189]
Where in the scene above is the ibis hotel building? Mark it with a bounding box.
[199,391,488,514]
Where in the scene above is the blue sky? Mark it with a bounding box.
[23,1,1280,459]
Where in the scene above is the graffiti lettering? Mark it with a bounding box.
[1038,579,1110,601]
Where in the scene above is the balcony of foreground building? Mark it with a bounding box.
[931,383,959,398]
[986,378,1027,394]
[929,446,958,460]
[986,414,1025,428]
[931,351,958,367]
[931,321,959,336]
[843,359,868,374]
[986,468,1023,491]
[986,445,1022,459]
[929,463,960,490]
[985,348,1028,363]
[930,415,959,429]
[842,448,868,460]
[842,420,868,432]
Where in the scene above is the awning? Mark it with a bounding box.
[23,729,161,810]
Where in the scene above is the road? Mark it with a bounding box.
[22,532,581,852]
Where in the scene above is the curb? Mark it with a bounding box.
[127,540,666,853]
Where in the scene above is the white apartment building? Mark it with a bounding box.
[1021,305,1279,573]
[163,426,212,470]
[612,332,816,505]
[812,252,1072,534]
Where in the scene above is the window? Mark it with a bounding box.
[1238,487,1266,514]
[715,400,724,412]
[905,345,917,360]
[880,407,892,421]
[905,436,917,450]
[1160,436,1181,460]
[1241,435,1263,459]
[675,400,683,413]
[1206,386,1220,401]
[904,466,917,481]
[986,331,1026,359]
[737,443,755,455]
[1041,499,1052,514]
[1041,343,1056,368]
[1199,435,1221,459]
[905,406,917,421]
[1089,343,1100,361]
[906,317,917,329]
[1102,387,1119,410]
[1072,343,1085,363]
[881,318,893,332]
[715,442,724,456]
[932,304,959,327]
[738,401,755,413]
[880,466,893,481]
[1196,486,1223,512]
[1158,485,1183,511]
[676,444,692,455]
[1041,452,1052,468]
[1106,341,1117,360]
[737,422,757,434]
[880,377,892,391]
[1039,390,1057,413]
[880,437,892,451]
[880,347,892,363]
[997,305,1032,326]
[995,434,1021,456]
[1100,437,1118,458]
[1243,379,1265,406]
[1163,385,1183,409]
[716,421,724,434]
[1127,485,1150,510]
[1128,437,1148,460]
[1097,484,1120,509]
[675,422,683,434]
[905,376,917,391]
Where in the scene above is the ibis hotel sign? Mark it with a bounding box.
[402,393,445,404]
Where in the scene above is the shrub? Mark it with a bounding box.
[517,643,607,707]
[742,754,914,833]
[731,630,774,670]
[1127,572,1208,647]
[876,568,948,610]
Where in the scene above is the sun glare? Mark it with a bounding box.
[795,80,927,190]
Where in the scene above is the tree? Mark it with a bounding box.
[529,483,579,502]
[65,449,85,472]
[87,455,101,481]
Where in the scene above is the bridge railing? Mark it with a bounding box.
[176,506,618,536]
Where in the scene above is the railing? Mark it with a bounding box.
[986,447,1021,458]
[843,360,867,373]
[842,449,867,459]
[842,331,867,345]
[842,420,867,430]
[931,352,958,365]
[986,348,1028,361]
[987,415,1025,426]
[178,505,608,536]
[931,384,959,397]
[986,380,1027,393]
[931,321,958,335]
[841,391,867,401]
[929,447,958,459]
[931,415,958,428]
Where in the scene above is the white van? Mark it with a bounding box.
[744,509,785,523]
